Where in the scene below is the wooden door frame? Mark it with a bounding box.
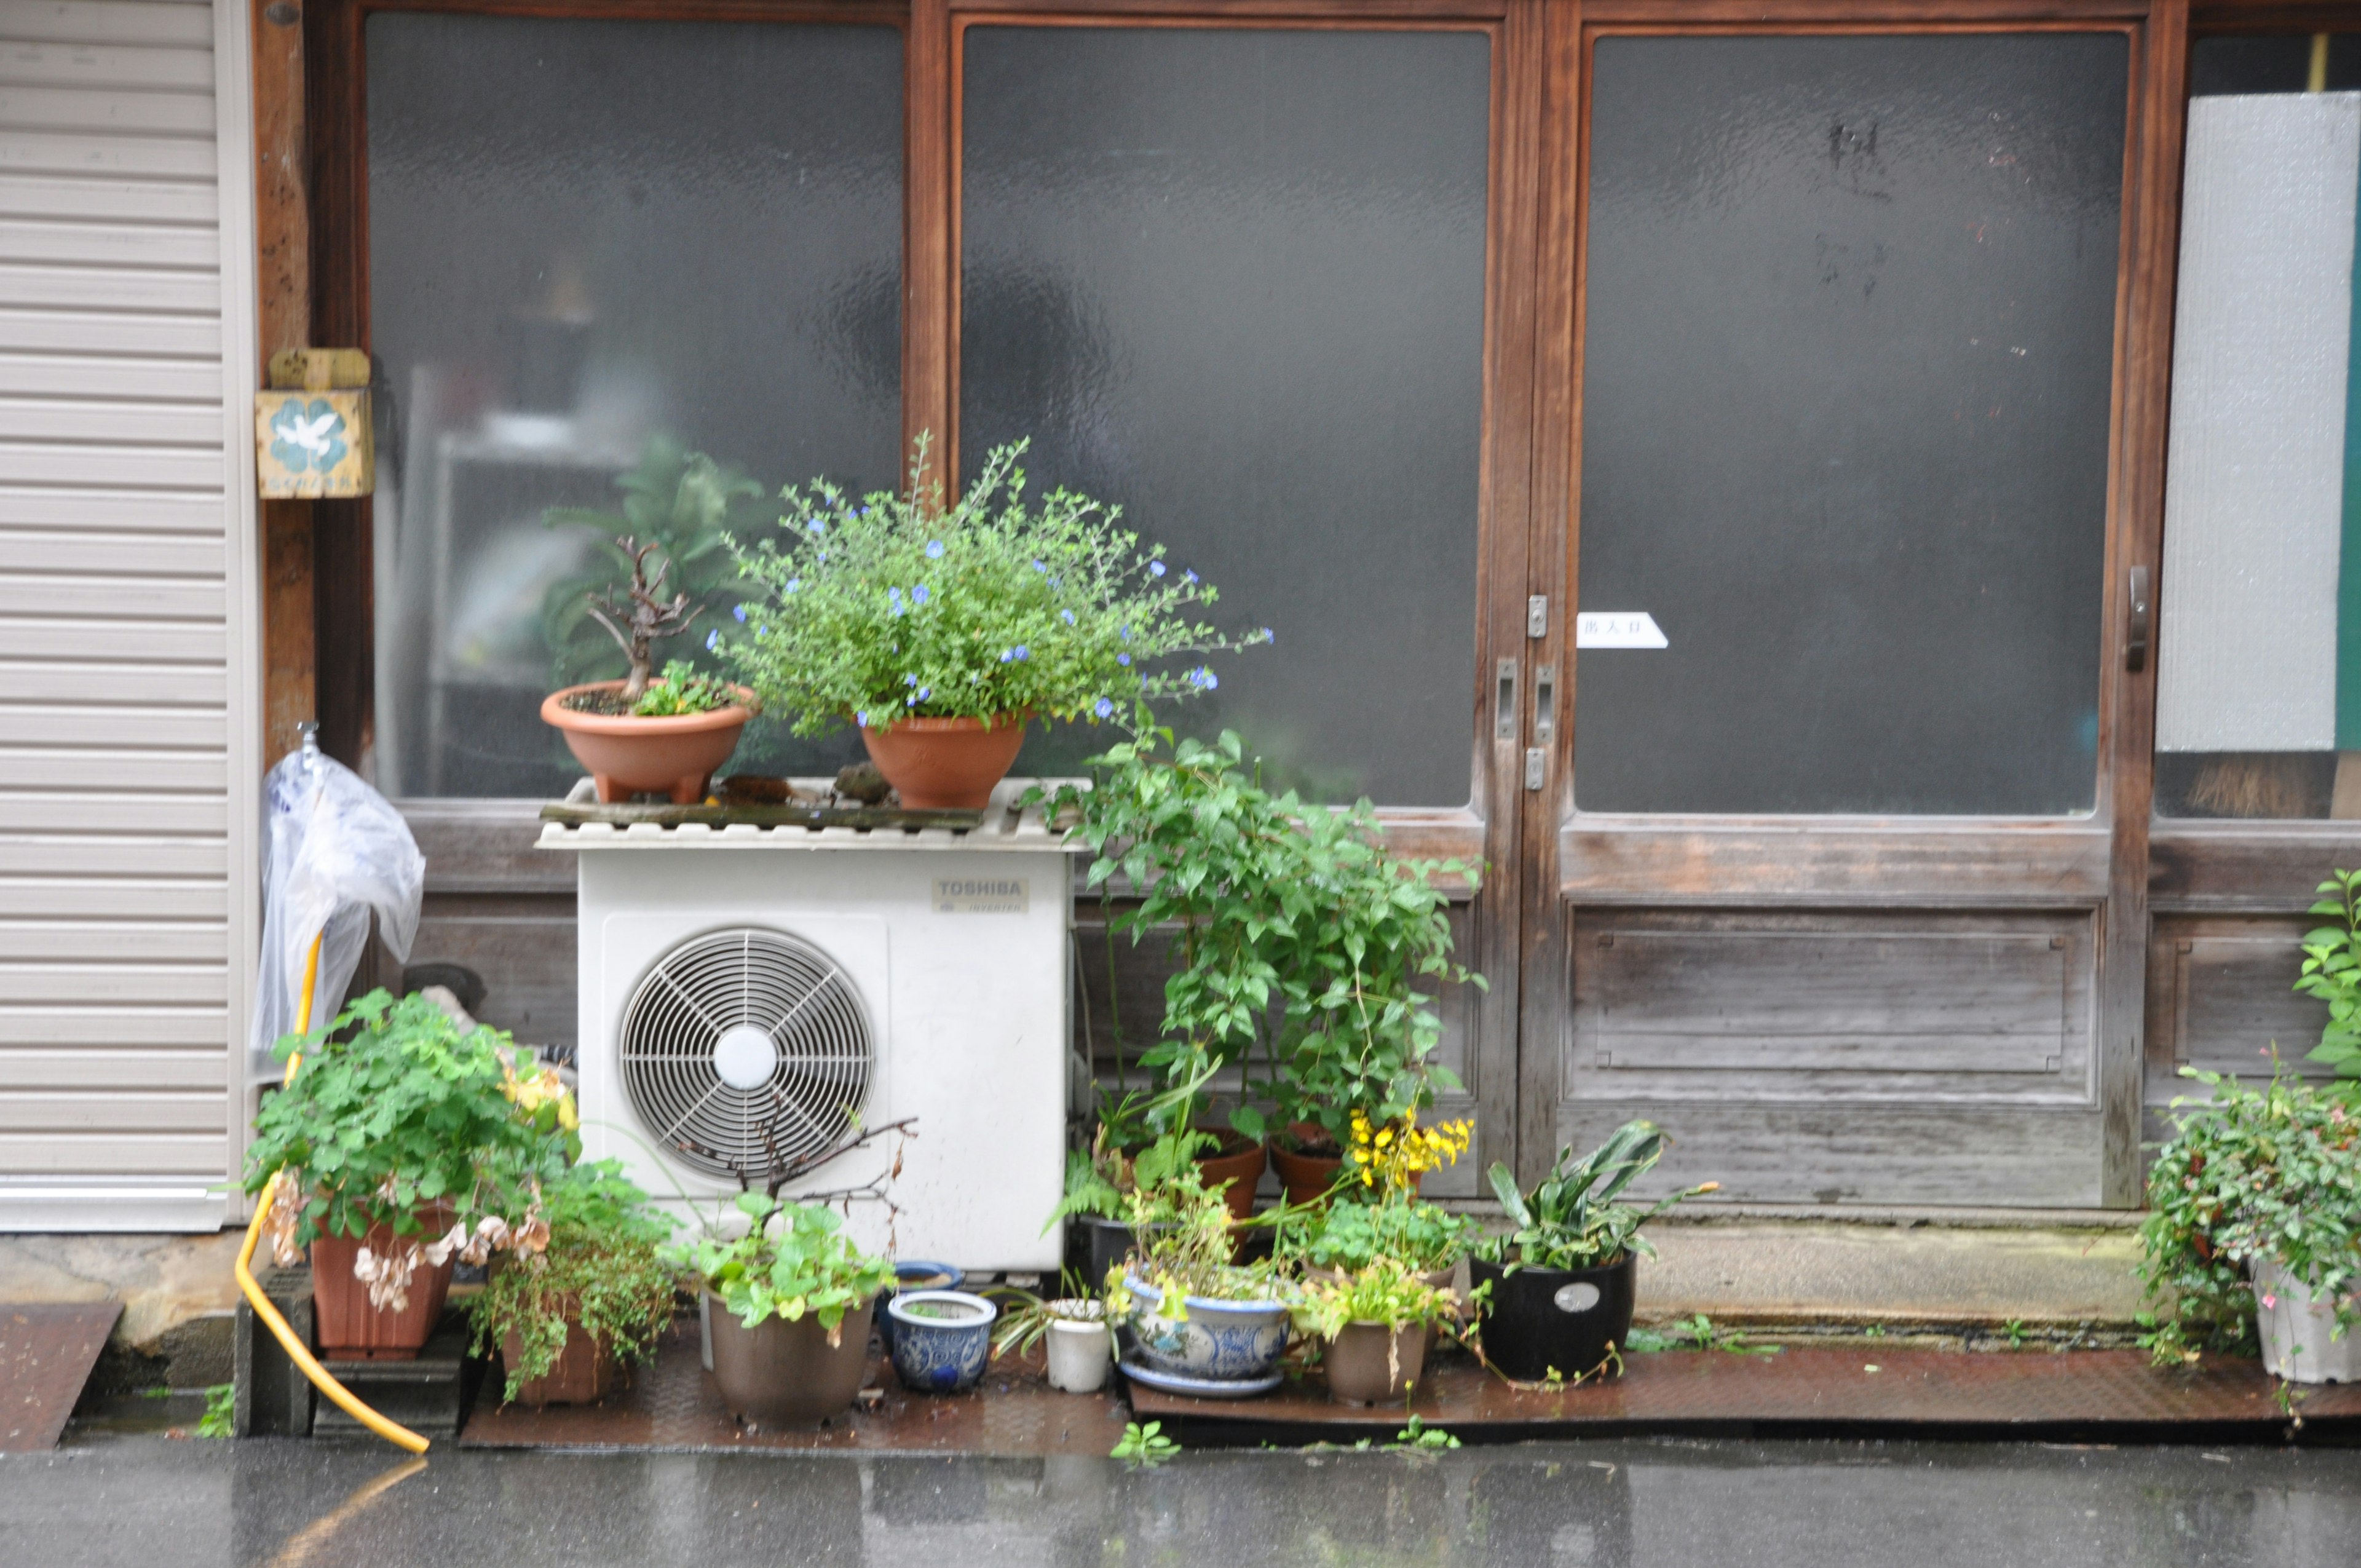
[1522,0,2175,1202]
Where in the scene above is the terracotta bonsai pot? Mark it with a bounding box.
[858,713,1026,809]
[1195,1127,1269,1222]
[1324,1321,1432,1404]
[542,679,754,804]
[1470,1252,1635,1384]
[310,1202,455,1361]
[706,1291,875,1428]
[503,1315,619,1406]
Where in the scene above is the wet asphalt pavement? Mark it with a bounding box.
[4,1428,2359,1568]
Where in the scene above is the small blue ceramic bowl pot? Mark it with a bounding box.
[876,1262,965,1358]
[887,1289,997,1395]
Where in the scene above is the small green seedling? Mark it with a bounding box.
[2003,1318,2028,1350]
[197,1384,235,1439]
[1862,1323,1886,1340]
[1113,1420,1180,1467]
[1390,1416,1460,1451]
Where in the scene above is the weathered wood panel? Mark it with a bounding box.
[2142,913,2345,1150]
[1562,823,2113,906]
[1568,909,2095,1107]
[406,892,579,1056]
[2149,822,2361,913]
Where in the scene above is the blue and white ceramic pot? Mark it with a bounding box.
[887,1289,997,1395]
[876,1261,965,1358]
[1121,1273,1290,1382]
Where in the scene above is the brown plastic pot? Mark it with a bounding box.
[1195,1128,1269,1222]
[502,1315,619,1406]
[1323,1321,1432,1404]
[310,1202,455,1361]
[858,713,1027,809]
[706,1292,875,1428]
[542,679,754,804]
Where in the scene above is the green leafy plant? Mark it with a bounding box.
[1106,1162,1284,1318]
[1041,721,1481,1148]
[1665,1312,1778,1356]
[625,659,739,718]
[544,438,766,693]
[684,1192,894,1337]
[467,1160,682,1403]
[2002,1318,2028,1350]
[1476,1120,1718,1273]
[241,989,564,1249]
[1045,1069,1219,1230]
[196,1384,234,1439]
[1113,1419,1180,1465]
[1279,1197,1480,1277]
[1391,1416,1459,1451]
[989,1287,1104,1360]
[1290,1258,1473,1344]
[723,437,1264,736]
[2296,869,2361,1087]
[2137,1065,2361,1364]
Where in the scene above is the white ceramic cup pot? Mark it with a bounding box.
[1046,1312,1113,1393]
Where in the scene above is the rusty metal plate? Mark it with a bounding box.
[1127,1346,2361,1440]
[461,1323,1133,1457]
[2,1302,121,1452]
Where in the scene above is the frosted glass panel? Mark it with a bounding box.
[960,27,1489,806]
[1574,34,2124,817]
[367,14,901,797]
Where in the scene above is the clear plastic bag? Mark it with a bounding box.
[249,738,427,1082]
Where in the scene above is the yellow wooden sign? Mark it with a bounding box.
[256,348,373,499]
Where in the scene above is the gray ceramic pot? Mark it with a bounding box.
[705,1291,874,1427]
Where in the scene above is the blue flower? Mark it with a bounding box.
[756,625,767,636]
[919,686,931,700]
[906,692,919,705]
[733,604,749,622]
[1013,646,1030,662]
[1095,698,1114,718]
[1262,627,1275,643]
[1120,626,1131,642]
[1032,560,1047,573]
[785,579,801,595]
[857,710,870,726]
[1117,654,1130,667]
[889,587,906,616]
[705,628,719,652]
[904,673,918,686]
[927,540,945,560]
[1061,609,1076,625]
[1149,561,1166,578]
[1183,569,1198,585]
[999,649,1013,663]
[914,585,931,606]
[807,518,825,534]
[1187,667,1219,691]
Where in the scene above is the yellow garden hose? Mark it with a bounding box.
[234,930,432,1453]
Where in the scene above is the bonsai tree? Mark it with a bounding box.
[467,1158,681,1403]
[1476,1120,1718,1273]
[2137,1064,2361,1364]
[583,536,699,707]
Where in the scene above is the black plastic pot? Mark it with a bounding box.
[1470,1253,1636,1382]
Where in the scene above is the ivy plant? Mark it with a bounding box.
[2295,868,2361,1088]
[1039,719,1481,1150]
[722,437,1265,734]
[241,989,562,1246]
[467,1160,683,1403]
[2137,1066,2361,1364]
[684,1192,894,1338]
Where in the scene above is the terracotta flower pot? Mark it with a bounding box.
[1323,1320,1432,1404]
[706,1291,876,1428]
[859,713,1027,809]
[1195,1128,1269,1222]
[541,679,754,804]
[310,1202,456,1361]
[503,1316,619,1406]
[1269,1124,1345,1206]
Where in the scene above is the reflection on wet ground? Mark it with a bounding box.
[7,1430,2360,1568]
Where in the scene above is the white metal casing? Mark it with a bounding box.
[553,790,1072,1271]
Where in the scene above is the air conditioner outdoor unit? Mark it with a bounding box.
[542,781,1074,1272]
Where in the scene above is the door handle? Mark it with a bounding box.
[1495,657,1519,741]
[2126,566,2151,673]
[1533,663,1556,745]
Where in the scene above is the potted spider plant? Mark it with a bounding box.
[723,437,1262,809]
[994,1287,1114,1394]
[242,989,571,1360]
[466,1158,680,1406]
[1470,1121,1717,1384]
[686,1192,895,1427]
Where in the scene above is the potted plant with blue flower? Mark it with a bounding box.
[721,436,1263,809]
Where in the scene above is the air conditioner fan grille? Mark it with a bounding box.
[617,926,874,1182]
